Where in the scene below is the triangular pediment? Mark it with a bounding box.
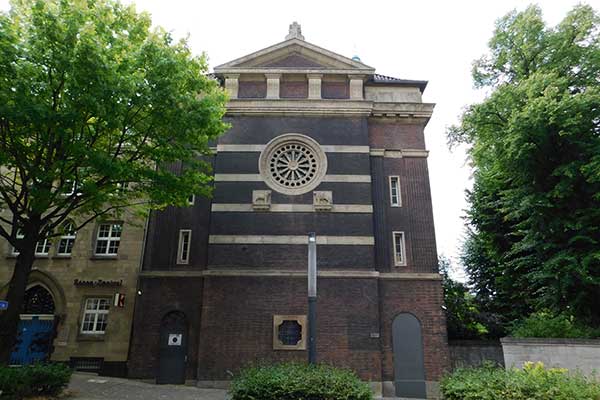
[214,38,374,73]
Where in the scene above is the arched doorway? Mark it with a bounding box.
[10,285,57,365]
[157,311,188,384]
[392,313,426,398]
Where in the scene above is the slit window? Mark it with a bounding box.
[393,231,406,266]
[177,229,191,265]
[389,176,401,207]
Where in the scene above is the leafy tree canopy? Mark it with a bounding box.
[0,0,228,363]
[449,5,600,328]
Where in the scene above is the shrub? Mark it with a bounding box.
[0,363,72,399]
[441,362,600,400]
[230,363,372,400]
[511,311,600,339]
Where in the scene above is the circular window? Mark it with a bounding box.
[259,134,327,195]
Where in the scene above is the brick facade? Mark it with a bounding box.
[128,28,449,398]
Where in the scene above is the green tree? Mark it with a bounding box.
[0,0,228,363]
[449,5,600,328]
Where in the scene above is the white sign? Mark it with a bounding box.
[168,333,182,346]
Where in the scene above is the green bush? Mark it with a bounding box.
[230,363,372,400]
[441,362,600,400]
[511,311,600,339]
[0,363,72,399]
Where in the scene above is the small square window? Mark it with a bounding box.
[81,298,110,334]
[94,223,122,256]
[273,315,307,350]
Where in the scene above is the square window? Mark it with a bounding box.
[273,315,307,350]
[81,298,109,334]
[94,223,122,256]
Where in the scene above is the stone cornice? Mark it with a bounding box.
[225,99,435,117]
[138,270,442,280]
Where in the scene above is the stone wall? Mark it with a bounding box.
[448,340,504,369]
[501,337,600,375]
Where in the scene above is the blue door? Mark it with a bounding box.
[10,316,55,365]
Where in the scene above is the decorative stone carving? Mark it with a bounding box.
[313,190,333,211]
[259,133,328,196]
[252,190,272,211]
[285,21,305,41]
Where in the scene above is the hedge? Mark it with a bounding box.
[230,363,372,400]
[441,362,600,400]
[0,363,72,399]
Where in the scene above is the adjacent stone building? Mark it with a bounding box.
[0,212,144,376]
[128,23,449,398]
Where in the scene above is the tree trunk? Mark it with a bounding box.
[0,240,37,365]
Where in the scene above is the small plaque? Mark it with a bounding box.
[168,333,182,346]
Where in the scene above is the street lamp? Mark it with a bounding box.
[307,232,317,364]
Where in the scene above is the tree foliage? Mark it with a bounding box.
[450,5,600,328]
[440,256,503,339]
[0,0,228,363]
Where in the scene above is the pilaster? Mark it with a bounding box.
[265,73,281,99]
[307,74,323,99]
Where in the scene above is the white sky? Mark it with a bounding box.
[1,0,596,279]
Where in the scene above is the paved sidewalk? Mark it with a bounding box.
[68,373,229,400]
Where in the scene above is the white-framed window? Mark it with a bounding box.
[57,221,77,256]
[177,229,191,265]
[392,231,407,266]
[12,229,50,256]
[94,223,122,256]
[80,298,110,334]
[389,176,401,207]
[35,238,51,256]
[187,194,195,206]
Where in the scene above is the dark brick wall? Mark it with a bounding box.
[281,80,308,98]
[127,277,204,380]
[368,119,427,149]
[379,279,450,382]
[208,244,374,269]
[215,152,371,175]
[213,182,372,204]
[384,157,438,273]
[210,213,373,236]
[322,81,349,99]
[142,161,213,271]
[238,81,267,99]
[196,276,382,381]
[221,116,368,146]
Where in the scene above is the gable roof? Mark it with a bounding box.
[214,38,375,75]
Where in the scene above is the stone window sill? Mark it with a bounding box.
[90,255,119,260]
[77,333,106,342]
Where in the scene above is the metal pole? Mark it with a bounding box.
[308,232,317,364]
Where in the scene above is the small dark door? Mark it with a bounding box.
[392,313,427,398]
[157,311,187,384]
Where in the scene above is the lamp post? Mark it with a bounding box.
[307,232,317,364]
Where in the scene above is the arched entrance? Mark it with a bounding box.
[157,311,188,384]
[10,285,57,365]
[392,313,426,398]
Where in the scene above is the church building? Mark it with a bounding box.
[128,23,449,399]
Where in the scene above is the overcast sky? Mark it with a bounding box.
[1,0,596,279]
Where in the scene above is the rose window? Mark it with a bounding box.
[259,134,327,195]
[270,143,318,188]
